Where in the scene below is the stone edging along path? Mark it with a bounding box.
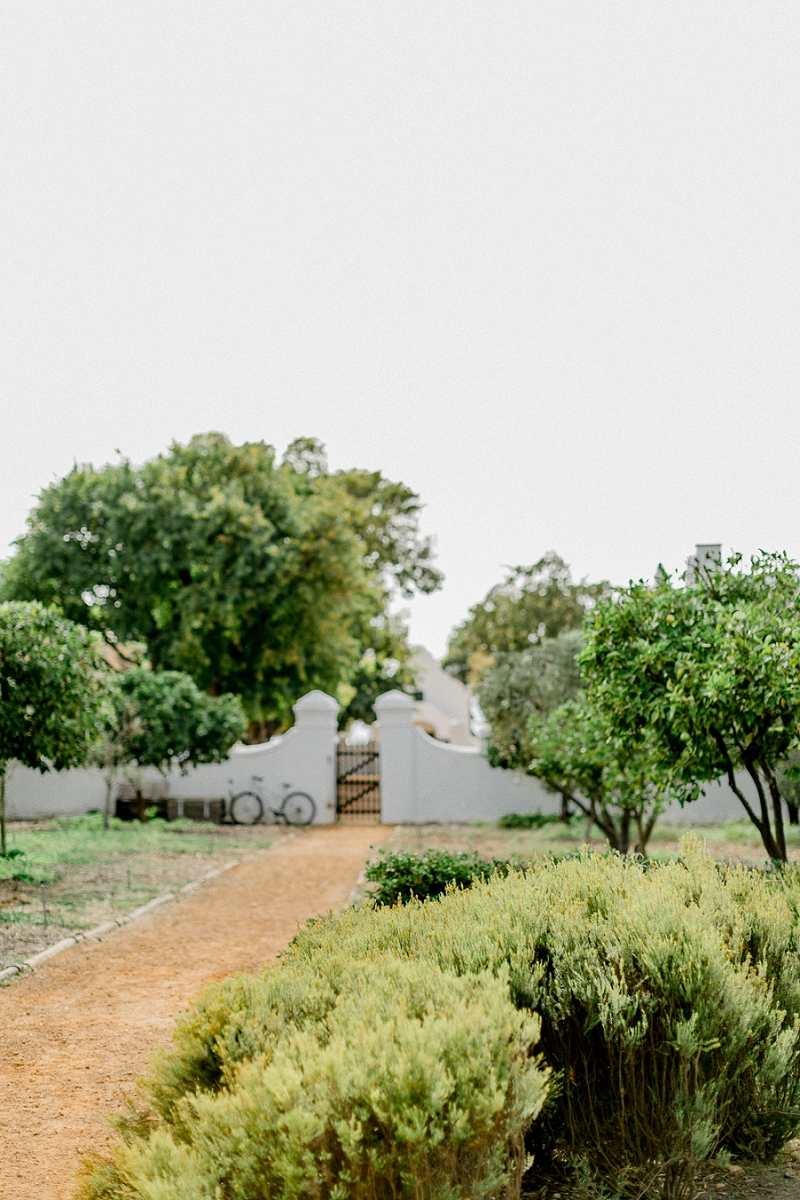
[0,859,240,985]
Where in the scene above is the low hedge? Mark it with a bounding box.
[79,841,800,1200]
[364,847,511,906]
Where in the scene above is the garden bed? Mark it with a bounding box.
[0,813,288,969]
[388,816,800,868]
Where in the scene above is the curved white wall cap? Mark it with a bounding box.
[292,689,340,727]
[375,689,415,728]
[375,690,415,711]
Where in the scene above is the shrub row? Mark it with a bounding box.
[79,841,800,1200]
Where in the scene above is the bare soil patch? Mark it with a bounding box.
[0,822,390,1200]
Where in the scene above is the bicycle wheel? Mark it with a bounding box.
[230,791,264,825]
[280,791,316,826]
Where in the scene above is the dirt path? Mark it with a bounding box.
[0,824,391,1200]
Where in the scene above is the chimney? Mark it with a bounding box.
[686,543,721,585]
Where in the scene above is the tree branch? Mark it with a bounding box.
[709,726,768,839]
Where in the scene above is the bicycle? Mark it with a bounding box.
[227,776,316,826]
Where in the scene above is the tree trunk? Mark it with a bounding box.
[711,728,783,861]
[633,808,660,857]
[559,791,571,822]
[788,802,799,827]
[0,765,5,857]
[103,775,114,830]
[614,809,631,855]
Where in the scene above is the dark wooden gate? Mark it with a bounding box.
[336,740,381,823]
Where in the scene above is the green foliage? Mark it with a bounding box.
[497,811,562,829]
[80,842,800,1200]
[1,435,364,727]
[527,699,671,855]
[323,461,444,599]
[0,601,106,854]
[0,600,105,772]
[111,669,245,774]
[582,551,800,861]
[94,669,245,819]
[282,443,442,726]
[364,848,510,906]
[2,434,441,731]
[444,553,608,685]
[479,629,584,769]
[79,962,548,1200]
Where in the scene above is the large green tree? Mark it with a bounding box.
[583,552,800,862]
[280,438,441,725]
[0,602,106,854]
[2,433,441,732]
[444,553,609,685]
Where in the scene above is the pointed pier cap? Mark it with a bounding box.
[375,689,415,727]
[292,690,339,728]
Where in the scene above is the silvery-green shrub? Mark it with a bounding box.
[80,840,800,1200]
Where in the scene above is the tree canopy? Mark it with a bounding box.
[0,601,106,852]
[2,433,441,731]
[443,553,609,685]
[582,551,800,861]
[478,630,583,770]
[527,699,670,855]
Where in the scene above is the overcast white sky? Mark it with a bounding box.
[2,4,800,657]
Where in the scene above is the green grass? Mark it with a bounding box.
[1,812,275,887]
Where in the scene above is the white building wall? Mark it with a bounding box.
[5,764,108,820]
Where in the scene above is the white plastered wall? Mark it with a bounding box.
[7,689,339,823]
[375,690,558,823]
[4,685,777,828]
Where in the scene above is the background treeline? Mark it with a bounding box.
[0,432,442,738]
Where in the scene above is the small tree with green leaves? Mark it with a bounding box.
[98,669,246,821]
[583,552,800,862]
[478,630,584,771]
[527,699,669,854]
[0,602,106,854]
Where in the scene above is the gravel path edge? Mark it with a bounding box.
[0,859,240,984]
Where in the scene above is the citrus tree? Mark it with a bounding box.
[97,668,246,822]
[582,552,800,861]
[0,602,106,854]
[527,699,669,854]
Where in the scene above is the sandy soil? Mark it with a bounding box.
[0,823,391,1200]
